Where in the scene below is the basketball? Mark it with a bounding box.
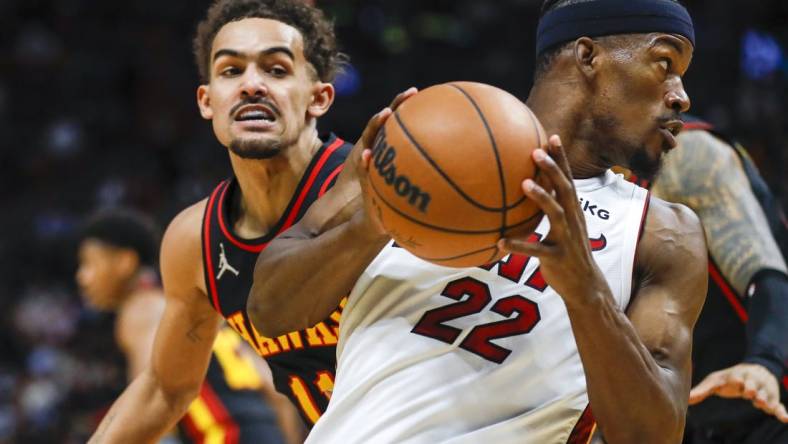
[365,81,546,268]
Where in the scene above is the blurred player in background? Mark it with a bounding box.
[77,209,300,444]
[646,120,788,443]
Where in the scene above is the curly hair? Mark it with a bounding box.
[193,0,343,83]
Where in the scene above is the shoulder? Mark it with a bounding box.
[117,290,166,348]
[638,197,707,281]
[161,199,209,298]
[633,196,708,311]
[641,196,705,257]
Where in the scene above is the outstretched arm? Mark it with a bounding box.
[247,88,416,337]
[89,203,222,443]
[653,130,788,422]
[499,137,707,444]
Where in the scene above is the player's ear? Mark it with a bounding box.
[197,84,213,120]
[117,250,140,279]
[573,37,599,80]
[307,81,335,118]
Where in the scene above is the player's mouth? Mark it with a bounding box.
[233,104,277,130]
[659,120,683,151]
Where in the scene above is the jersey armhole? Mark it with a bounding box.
[623,190,651,312]
[202,181,228,316]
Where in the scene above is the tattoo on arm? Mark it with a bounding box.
[651,131,787,294]
[186,317,210,343]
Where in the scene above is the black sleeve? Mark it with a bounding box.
[742,269,788,380]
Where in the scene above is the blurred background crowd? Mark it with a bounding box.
[0,0,786,442]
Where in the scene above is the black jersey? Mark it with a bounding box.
[201,133,352,426]
[180,327,284,444]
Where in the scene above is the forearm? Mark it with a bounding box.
[248,215,388,337]
[566,292,685,443]
[743,269,788,379]
[89,370,196,444]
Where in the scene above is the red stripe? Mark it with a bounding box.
[204,182,226,314]
[626,191,651,310]
[200,383,240,444]
[279,137,345,232]
[180,410,205,444]
[708,261,748,323]
[783,375,788,391]
[683,121,713,131]
[319,164,344,197]
[216,180,263,253]
[566,405,596,444]
[216,137,345,253]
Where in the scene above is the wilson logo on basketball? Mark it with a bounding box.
[371,128,432,213]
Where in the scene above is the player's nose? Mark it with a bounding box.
[239,66,268,98]
[666,80,690,113]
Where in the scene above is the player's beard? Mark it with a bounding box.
[627,147,663,181]
[229,138,284,159]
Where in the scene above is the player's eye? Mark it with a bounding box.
[270,66,288,77]
[221,66,242,77]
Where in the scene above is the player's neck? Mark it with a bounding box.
[117,267,160,309]
[528,81,610,179]
[229,129,323,238]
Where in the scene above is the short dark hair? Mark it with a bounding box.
[534,0,681,80]
[80,209,160,267]
[193,0,343,83]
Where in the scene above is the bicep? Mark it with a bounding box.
[152,202,221,395]
[150,290,221,395]
[628,202,708,390]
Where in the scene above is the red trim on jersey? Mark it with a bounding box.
[319,164,344,197]
[216,181,263,253]
[200,382,240,444]
[783,375,788,391]
[683,121,714,131]
[626,191,651,309]
[215,137,346,253]
[708,261,748,323]
[204,182,226,314]
[179,411,204,444]
[280,137,345,231]
[566,405,596,444]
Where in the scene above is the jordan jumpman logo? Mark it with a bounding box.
[216,243,240,280]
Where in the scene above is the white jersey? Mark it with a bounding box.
[308,170,649,444]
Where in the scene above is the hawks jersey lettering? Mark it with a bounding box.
[308,170,649,444]
[180,327,283,444]
[201,133,352,426]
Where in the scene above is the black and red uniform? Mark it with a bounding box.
[201,133,352,427]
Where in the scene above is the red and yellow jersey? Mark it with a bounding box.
[180,327,283,444]
[200,133,352,426]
